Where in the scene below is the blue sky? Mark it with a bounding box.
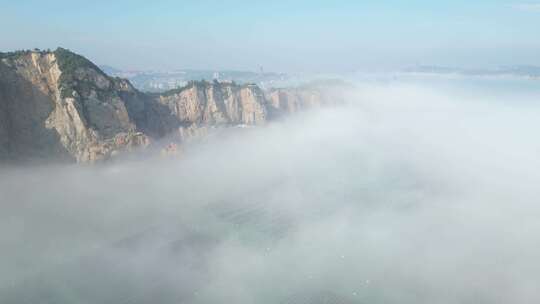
[1,0,539,72]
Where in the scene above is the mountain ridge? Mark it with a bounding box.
[0,48,340,163]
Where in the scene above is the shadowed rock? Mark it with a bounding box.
[0,49,343,163]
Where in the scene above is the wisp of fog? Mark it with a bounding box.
[1,78,540,303]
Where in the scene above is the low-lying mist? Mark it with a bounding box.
[2,78,540,303]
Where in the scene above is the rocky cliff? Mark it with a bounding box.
[266,82,345,116]
[0,49,151,162]
[155,81,267,126]
[0,48,342,163]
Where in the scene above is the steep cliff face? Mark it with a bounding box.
[155,81,267,126]
[0,76,11,159]
[0,51,73,161]
[266,84,343,116]
[0,49,149,162]
[0,48,345,163]
[113,77,179,139]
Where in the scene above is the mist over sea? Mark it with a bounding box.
[1,75,540,303]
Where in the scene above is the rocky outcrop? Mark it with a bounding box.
[266,83,344,117]
[0,49,149,162]
[155,81,267,126]
[113,77,179,139]
[0,79,10,159]
[0,48,345,163]
[0,51,72,162]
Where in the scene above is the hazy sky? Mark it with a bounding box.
[1,0,539,71]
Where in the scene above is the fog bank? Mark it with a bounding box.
[1,79,540,303]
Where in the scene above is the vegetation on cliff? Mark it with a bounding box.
[0,47,336,163]
[0,49,50,60]
[158,80,214,97]
[54,48,106,79]
[1,49,264,100]
[158,79,260,97]
[54,47,116,99]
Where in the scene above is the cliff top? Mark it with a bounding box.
[0,48,265,99]
[0,47,109,79]
[53,47,109,79]
[0,48,52,60]
[158,79,260,97]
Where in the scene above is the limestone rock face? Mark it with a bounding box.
[0,84,10,159]
[79,132,150,163]
[0,51,73,161]
[266,85,342,116]
[0,48,346,163]
[114,78,178,139]
[0,49,149,162]
[155,81,267,126]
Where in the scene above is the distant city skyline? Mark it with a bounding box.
[2,0,540,72]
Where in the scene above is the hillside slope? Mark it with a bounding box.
[0,48,340,163]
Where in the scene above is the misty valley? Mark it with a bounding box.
[2,48,540,303]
